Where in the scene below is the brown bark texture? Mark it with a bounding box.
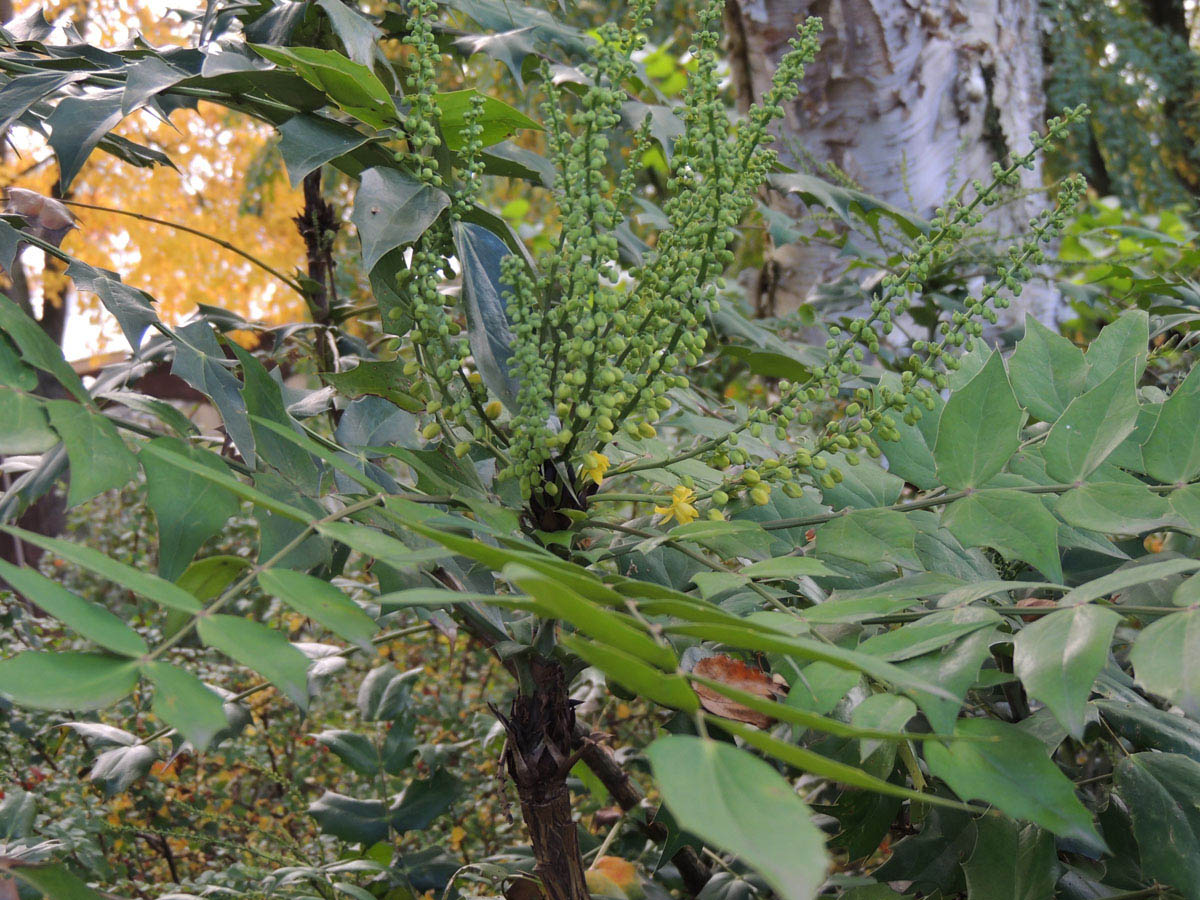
[499,661,591,900]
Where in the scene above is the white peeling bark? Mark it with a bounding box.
[727,0,1056,326]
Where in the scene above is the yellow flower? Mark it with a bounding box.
[655,485,699,526]
[581,451,611,485]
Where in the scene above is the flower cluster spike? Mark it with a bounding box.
[490,3,822,499]
[382,0,1088,525]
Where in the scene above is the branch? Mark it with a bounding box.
[59,198,306,297]
[574,730,711,895]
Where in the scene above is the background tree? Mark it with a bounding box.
[725,0,1052,321]
[725,0,1199,325]
[1045,0,1200,206]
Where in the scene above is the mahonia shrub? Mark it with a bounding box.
[1,3,1199,900]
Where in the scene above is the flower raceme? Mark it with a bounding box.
[388,0,1087,531]
[389,0,823,510]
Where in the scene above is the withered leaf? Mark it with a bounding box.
[692,654,787,728]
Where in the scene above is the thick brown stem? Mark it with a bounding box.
[500,661,590,900]
[458,601,711,898]
[298,169,338,322]
[296,169,340,379]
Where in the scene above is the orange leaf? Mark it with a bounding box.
[1015,596,1057,622]
[692,655,787,727]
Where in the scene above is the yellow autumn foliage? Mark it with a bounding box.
[5,0,316,351]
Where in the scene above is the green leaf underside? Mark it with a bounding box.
[647,735,829,900]
[197,614,311,710]
[0,652,138,711]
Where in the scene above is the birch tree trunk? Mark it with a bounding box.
[726,0,1056,325]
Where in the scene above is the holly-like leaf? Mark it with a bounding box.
[89,743,156,795]
[357,665,418,721]
[228,343,321,492]
[934,352,1023,490]
[1141,362,1200,484]
[0,388,56,454]
[141,661,230,751]
[0,652,138,712]
[170,321,256,464]
[1115,753,1200,897]
[850,694,916,763]
[455,28,539,88]
[141,438,240,583]
[1055,481,1180,534]
[0,295,88,402]
[562,634,698,710]
[647,735,830,900]
[1008,314,1087,422]
[962,816,1059,900]
[432,89,542,150]
[815,509,919,569]
[1097,700,1200,763]
[622,101,685,162]
[8,863,106,900]
[506,564,676,668]
[121,56,189,114]
[1041,358,1140,482]
[942,489,1063,582]
[770,172,926,239]
[453,221,520,408]
[64,261,161,349]
[313,729,381,775]
[0,524,202,613]
[1013,605,1120,739]
[278,113,369,185]
[1083,309,1148,389]
[352,166,450,272]
[309,791,388,845]
[1129,607,1200,718]
[894,608,999,734]
[258,568,378,649]
[0,559,146,657]
[43,401,137,507]
[390,769,461,832]
[45,91,124,189]
[316,0,382,67]
[925,718,1105,855]
[0,71,87,134]
[250,44,399,129]
[197,614,311,709]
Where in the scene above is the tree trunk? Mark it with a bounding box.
[727,0,1055,325]
[499,661,590,900]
